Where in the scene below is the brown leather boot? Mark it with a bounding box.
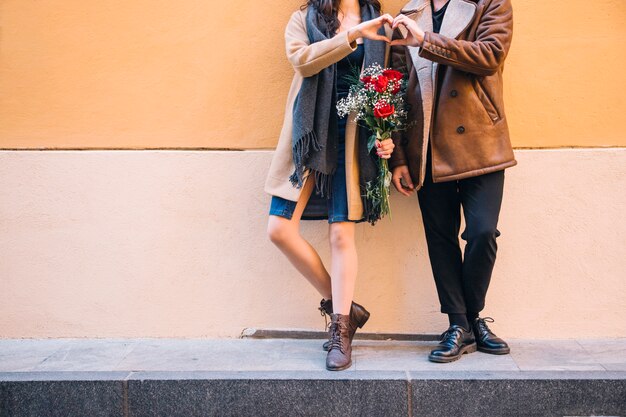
[325,313,352,371]
[319,299,370,351]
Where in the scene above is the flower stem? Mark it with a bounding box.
[377,131,392,220]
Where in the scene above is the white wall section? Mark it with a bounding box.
[1,149,624,339]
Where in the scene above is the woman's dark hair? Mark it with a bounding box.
[301,0,382,34]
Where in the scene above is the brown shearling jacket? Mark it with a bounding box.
[390,0,517,187]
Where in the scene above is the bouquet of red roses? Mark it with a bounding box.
[337,63,408,222]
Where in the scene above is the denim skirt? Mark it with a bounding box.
[269,117,361,224]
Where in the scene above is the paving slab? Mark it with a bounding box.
[578,338,626,371]
[113,339,285,372]
[33,339,137,372]
[508,339,608,371]
[0,340,69,372]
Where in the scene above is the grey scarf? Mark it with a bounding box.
[290,4,386,201]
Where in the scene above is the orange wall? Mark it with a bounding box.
[1,0,625,149]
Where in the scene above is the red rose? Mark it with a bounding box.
[373,76,389,93]
[374,100,395,118]
[391,81,401,94]
[383,69,403,81]
[361,76,373,86]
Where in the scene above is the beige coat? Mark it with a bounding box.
[390,0,516,188]
[264,9,364,221]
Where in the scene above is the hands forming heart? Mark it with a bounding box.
[389,14,425,47]
[349,14,394,43]
[350,14,425,47]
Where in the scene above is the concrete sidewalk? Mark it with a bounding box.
[0,338,625,373]
[0,338,625,417]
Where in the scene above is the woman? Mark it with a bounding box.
[265,0,395,371]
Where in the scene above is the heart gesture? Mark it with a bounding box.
[390,14,425,47]
[347,14,395,43]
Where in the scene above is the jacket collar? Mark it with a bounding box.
[439,0,477,40]
[400,0,476,41]
[400,0,428,13]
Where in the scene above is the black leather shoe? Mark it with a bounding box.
[428,325,477,363]
[472,317,510,355]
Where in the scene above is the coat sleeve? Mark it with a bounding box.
[389,29,410,170]
[418,0,513,76]
[285,10,358,78]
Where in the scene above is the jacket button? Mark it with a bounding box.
[450,90,458,98]
[456,126,465,134]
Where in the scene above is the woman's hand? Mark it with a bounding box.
[376,138,395,159]
[390,14,425,47]
[348,14,394,43]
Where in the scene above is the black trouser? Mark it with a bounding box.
[418,150,505,314]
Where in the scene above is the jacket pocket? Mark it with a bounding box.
[472,79,500,123]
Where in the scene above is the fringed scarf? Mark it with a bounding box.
[290,3,386,207]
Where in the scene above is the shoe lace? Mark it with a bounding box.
[477,317,495,335]
[328,323,345,354]
[439,327,463,346]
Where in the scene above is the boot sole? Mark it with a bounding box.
[428,342,477,363]
[326,360,352,371]
[478,345,511,355]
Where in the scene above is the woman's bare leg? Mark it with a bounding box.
[329,222,358,315]
[267,178,332,299]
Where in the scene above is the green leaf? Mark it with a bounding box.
[342,63,363,86]
[367,133,377,152]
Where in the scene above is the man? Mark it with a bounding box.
[388,0,515,363]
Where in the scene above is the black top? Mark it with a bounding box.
[432,1,450,104]
[432,1,450,34]
[337,43,365,99]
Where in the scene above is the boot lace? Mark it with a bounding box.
[328,323,345,354]
[319,300,330,330]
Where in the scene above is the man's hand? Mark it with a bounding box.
[390,14,425,47]
[392,165,415,196]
